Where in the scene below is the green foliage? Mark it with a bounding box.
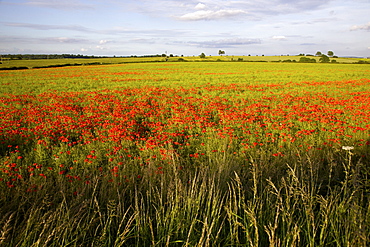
[356,60,370,64]
[319,54,330,63]
[299,57,317,63]
[218,50,225,56]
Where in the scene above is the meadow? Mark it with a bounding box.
[1,55,369,70]
[0,62,369,246]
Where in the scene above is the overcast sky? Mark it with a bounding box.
[0,0,369,57]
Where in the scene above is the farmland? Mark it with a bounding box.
[1,62,370,246]
[1,55,369,70]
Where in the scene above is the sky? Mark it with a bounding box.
[0,0,369,57]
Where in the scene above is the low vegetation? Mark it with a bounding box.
[1,62,369,246]
[1,55,369,70]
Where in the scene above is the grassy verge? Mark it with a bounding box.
[1,149,369,246]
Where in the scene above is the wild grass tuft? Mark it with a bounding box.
[1,149,369,246]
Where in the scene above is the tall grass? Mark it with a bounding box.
[0,146,369,246]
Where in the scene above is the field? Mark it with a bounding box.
[1,55,369,70]
[1,62,370,246]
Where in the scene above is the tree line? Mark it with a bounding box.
[0,54,107,60]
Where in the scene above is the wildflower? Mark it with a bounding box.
[272,152,284,157]
[342,146,354,151]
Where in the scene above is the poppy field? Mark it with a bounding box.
[1,62,370,246]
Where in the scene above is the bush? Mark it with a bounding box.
[0,66,29,70]
[299,57,316,63]
[319,55,330,63]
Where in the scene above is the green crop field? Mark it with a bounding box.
[1,61,369,246]
[1,55,369,70]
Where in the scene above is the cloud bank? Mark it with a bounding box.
[5,22,92,32]
[351,22,370,31]
[25,0,94,10]
[185,38,261,48]
[169,0,332,21]
[177,9,248,21]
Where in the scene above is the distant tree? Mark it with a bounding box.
[327,51,334,57]
[299,57,317,63]
[319,54,330,63]
[218,50,225,56]
[199,53,206,58]
[315,51,322,56]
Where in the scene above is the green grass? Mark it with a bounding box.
[0,57,167,69]
[1,55,369,70]
[0,62,369,246]
[1,62,370,95]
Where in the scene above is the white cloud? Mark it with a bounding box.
[186,38,261,48]
[195,3,206,10]
[272,35,287,40]
[99,40,108,44]
[5,22,92,32]
[177,9,247,21]
[96,45,108,50]
[44,37,88,43]
[25,0,94,10]
[350,22,370,31]
[173,0,331,21]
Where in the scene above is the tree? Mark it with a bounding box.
[315,51,322,56]
[199,53,206,58]
[319,54,330,63]
[327,51,334,57]
[218,50,225,56]
[299,57,316,63]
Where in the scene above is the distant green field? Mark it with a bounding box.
[1,55,369,69]
[0,56,166,69]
